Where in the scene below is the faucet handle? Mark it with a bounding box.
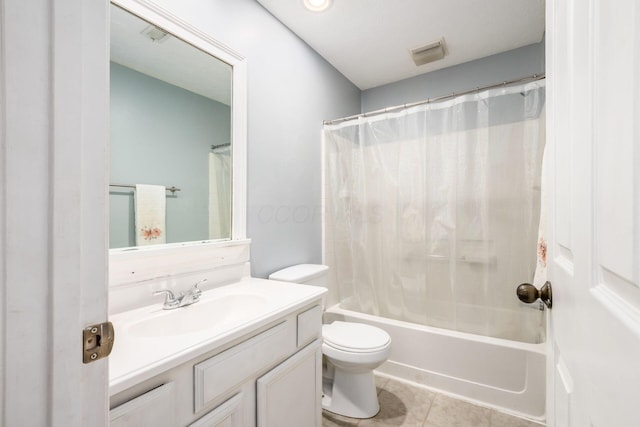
[190,279,207,298]
[153,289,179,307]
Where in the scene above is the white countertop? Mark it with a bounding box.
[109,278,325,395]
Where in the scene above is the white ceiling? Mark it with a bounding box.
[111,4,232,105]
[256,0,545,90]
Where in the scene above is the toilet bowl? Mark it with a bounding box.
[268,264,392,419]
[321,321,391,418]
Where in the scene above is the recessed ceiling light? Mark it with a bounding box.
[303,0,333,12]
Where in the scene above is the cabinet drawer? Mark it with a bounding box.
[110,382,175,427]
[297,305,322,347]
[194,321,296,412]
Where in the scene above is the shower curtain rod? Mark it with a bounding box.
[323,73,545,126]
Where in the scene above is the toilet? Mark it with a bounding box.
[268,264,391,419]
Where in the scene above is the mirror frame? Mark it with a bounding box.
[109,0,248,287]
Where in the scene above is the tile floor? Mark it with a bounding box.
[322,376,544,427]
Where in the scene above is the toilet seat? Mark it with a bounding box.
[322,321,391,353]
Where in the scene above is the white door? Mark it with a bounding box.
[1,0,109,426]
[546,0,640,426]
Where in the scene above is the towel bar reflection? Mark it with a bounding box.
[109,184,181,194]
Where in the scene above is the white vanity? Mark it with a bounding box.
[109,278,325,427]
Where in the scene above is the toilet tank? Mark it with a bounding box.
[268,264,329,287]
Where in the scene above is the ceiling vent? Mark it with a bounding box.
[410,38,446,66]
[141,25,170,43]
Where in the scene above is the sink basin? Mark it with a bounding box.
[129,293,268,337]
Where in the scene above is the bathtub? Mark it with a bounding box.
[324,304,546,422]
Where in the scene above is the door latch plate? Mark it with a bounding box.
[83,321,115,363]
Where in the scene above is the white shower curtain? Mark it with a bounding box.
[324,81,546,343]
[209,149,231,240]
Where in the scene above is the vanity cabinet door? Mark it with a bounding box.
[256,339,322,427]
[188,393,243,427]
[110,382,175,427]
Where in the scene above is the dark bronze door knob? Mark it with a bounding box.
[517,281,552,309]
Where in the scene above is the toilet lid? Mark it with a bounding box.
[322,321,391,353]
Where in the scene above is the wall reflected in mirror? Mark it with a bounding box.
[109,4,232,249]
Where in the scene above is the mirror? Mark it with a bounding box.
[109,4,233,249]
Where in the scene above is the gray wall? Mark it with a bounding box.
[110,62,231,248]
[361,41,545,112]
[151,0,361,278]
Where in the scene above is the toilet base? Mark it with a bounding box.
[322,365,380,419]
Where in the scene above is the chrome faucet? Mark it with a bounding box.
[153,279,207,310]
